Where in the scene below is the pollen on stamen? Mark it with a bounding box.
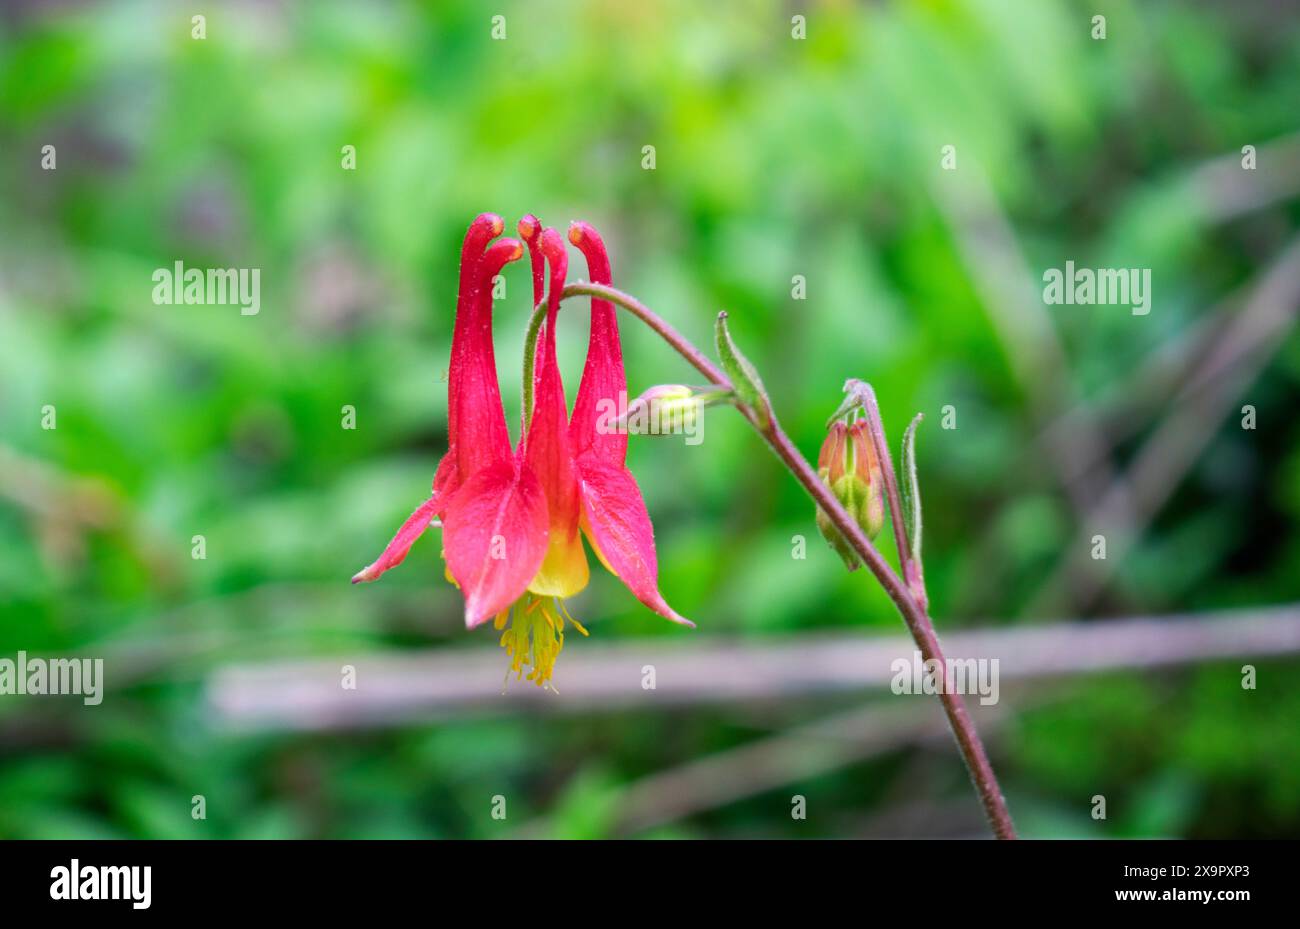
[494,594,587,689]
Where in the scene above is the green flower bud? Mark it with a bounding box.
[624,384,700,436]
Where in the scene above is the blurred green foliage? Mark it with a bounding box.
[1,0,1298,838]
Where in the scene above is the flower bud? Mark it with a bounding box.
[815,420,885,567]
[626,384,698,435]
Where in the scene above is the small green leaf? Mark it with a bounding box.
[900,413,923,564]
[825,391,859,428]
[826,377,873,427]
[715,312,772,428]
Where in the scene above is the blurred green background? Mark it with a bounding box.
[2,0,1299,839]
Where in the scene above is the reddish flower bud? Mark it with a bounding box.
[815,420,885,568]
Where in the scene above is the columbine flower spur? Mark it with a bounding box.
[353,213,691,687]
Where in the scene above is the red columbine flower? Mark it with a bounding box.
[354,213,690,687]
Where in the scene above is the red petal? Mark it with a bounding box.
[568,222,628,465]
[450,237,522,479]
[526,355,580,529]
[447,214,504,452]
[576,453,693,627]
[518,214,546,309]
[443,460,549,628]
[524,228,573,472]
[521,227,588,596]
[432,445,460,499]
[351,494,443,584]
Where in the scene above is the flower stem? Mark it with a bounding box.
[560,280,1017,839]
[521,298,546,433]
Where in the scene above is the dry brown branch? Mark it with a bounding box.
[606,699,1008,836]
[206,603,1300,733]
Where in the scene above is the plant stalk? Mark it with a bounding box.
[560,280,1017,839]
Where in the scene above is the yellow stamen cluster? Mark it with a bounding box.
[494,594,589,689]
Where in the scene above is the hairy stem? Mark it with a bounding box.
[559,280,1017,839]
[857,382,929,613]
[521,298,546,433]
